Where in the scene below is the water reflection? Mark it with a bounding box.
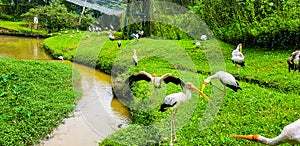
[0,35,51,60]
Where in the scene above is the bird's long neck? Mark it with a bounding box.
[185,88,192,100]
[258,135,284,145]
[204,75,217,83]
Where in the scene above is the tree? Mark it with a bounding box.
[21,1,95,32]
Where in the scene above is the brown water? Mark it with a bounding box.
[0,35,129,146]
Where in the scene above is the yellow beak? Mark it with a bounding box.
[239,44,242,53]
[191,85,209,101]
[201,81,208,92]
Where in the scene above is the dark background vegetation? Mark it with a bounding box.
[0,0,299,49]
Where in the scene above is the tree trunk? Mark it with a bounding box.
[78,0,87,24]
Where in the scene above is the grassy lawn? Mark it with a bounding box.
[0,20,47,36]
[0,58,81,146]
[42,33,299,145]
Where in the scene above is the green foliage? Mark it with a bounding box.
[189,0,300,49]
[0,20,47,36]
[21,1,96,32]
[0,58,81,146]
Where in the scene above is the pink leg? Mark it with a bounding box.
[170,114,174,146]
[173,109,178,142]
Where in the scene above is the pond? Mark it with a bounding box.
[0,35,129,146]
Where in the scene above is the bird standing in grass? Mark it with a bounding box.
[118,40,121,48]
[231,43,245,73]
[290,50,300,72]
[125,71,185,89]
[201,71,242,94]
[132,49,138,66]
[57,56,64,61]
[159,82,209,146]
[231,118,300,145]
[130,33,139,41]
[109,32,115,41]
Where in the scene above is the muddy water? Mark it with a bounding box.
[0,35,130,146]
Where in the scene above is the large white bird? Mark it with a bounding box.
[159,82,209,146]
[201,71,242,93]
[231,43,245,73]
[132,49,138,66]
[231,118,300,145]
[126,71,185,89]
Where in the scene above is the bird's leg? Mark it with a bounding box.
[170,117,173,146]
[224,85,226,95]
[173,109,178,142]
[210,83,224,93]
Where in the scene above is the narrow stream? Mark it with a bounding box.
[0,35,130,146]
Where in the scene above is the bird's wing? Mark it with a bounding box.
[125,71,152,88]
[163,75,185,88]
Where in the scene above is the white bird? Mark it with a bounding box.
[125,71,185,89]
[110,25,114,30]
[109,32,115,41]
[159,82,209,146]
[132,49,138,66]
[118,40,121,48]
[231,43,245,73]
[76,28,80,33]
[130,33,139,41]
[200,34,207,40]
[64,30,68,34]
[57,56,64,61]
[193,42,201,48]
[137,30,144,36]
[70,35,74,38]
[231,118,300,145]
[201,71,242,94]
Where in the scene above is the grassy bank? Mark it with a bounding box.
[42,33,299,145]
[0,20,48,37]
[0,58,81,146]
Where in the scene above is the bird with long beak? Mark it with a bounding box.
[231,119,300,145]
[231,43,245,73]
[159,82,209,146]
[201,71,241,94]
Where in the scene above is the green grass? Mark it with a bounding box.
[0,58,81,146]
[0,20,47,36]
[42,34,299,145]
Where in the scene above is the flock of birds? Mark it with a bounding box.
[123,42,300,145]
